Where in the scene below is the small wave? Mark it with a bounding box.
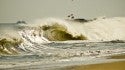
[0,38,22,55]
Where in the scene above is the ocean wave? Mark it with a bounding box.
[20,17,125,42]
[1,17,125,56]
[0,38,22,55]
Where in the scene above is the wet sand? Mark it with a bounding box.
[58,54,125,70]
[107,54,125,59]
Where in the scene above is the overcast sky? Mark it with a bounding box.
[0,0,125,22]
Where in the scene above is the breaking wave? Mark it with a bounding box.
[0,38,22,55]
[1,17,125,56]
[20,17,125,42]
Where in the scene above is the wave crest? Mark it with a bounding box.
[21,17,125,42]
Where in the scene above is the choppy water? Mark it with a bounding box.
[0,17,125,70]
[0,42,125,70]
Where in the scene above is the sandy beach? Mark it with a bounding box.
[57,54,125,70]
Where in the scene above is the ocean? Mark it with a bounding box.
[0,17,125,70]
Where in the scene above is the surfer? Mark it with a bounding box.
[67,14,75,19]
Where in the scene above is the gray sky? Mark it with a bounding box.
[0,0,125,22]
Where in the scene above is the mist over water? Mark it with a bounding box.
[0,17,125,54]
[0,17,125,70]
[0,0,125,69]
[1,17,125,42]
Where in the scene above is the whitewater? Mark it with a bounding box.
[0,17,125,70]
[21,17,125,42]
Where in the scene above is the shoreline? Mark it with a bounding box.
[59,61,125,70]
[57,54,125,70]
[1,54,125,70]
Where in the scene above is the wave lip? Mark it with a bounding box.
[41,23,87,41]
